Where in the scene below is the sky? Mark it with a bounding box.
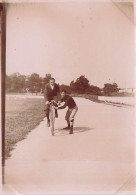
[6,2,135,88]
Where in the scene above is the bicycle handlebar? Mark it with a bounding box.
[48,100,60,108]
[49,100,58,104]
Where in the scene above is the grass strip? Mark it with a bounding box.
[5,97,45,159]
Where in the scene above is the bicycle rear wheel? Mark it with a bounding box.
[49,107,55,136]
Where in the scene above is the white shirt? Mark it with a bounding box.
[50,84,54,90]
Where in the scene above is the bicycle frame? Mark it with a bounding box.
[49,100,57,136]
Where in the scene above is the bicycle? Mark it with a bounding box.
[49,100,58,136]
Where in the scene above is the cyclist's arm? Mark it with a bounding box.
[58,102,67,109]
[58,97,70,109]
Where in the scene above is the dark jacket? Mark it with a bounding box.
[59,95,76,109]
[44,83,61,102]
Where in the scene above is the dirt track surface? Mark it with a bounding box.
[4,97,135,194]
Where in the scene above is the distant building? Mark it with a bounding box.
[119,88,134,93]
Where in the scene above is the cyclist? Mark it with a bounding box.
[57,90,78,134]
[44,78,61,127]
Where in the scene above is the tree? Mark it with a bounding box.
[6,72,26,92]
[73,75,90,93]
[88,85,101,95]
[6,75,12,91]
[60,84,72,94]
[17,75,26,92]
[44,74,51,84]
[39,74,52,92]
[103,83,119,96]
[69,80,75,93]
[28,73,40,93]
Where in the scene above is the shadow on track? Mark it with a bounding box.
[95,100,134,108]
[55,127,93,136]
[74,127,93,133]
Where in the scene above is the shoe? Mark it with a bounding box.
[63,126,70,130]
[69,126,73,134]
[47,120,50,127]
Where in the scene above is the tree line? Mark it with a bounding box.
[6,72,119,96]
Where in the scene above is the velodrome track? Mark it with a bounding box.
[4,97,135,194]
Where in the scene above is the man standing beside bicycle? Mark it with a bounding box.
[44,78,78,134]
[44,78,61,127]
[56,90,78,134]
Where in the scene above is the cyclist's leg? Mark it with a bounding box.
[69,106,78,133]
[45,103,50,117]
[70,106,78,122]
[64,109,72,129]
[44,104,50,127]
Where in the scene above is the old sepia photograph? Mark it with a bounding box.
[0,0,135,194]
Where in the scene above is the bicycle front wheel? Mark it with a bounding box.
[49,108,55,136]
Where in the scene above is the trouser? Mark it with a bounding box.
[44,96,58,118]
[65,106,78,125]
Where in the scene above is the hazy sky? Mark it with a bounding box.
[6,2,134,88]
